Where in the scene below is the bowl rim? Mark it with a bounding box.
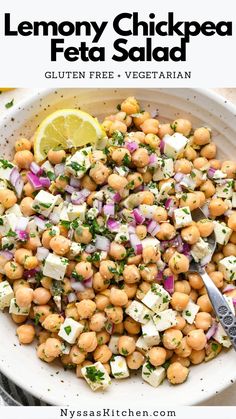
[0,87,236,406]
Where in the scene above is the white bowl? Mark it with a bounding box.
[0,88,236,406]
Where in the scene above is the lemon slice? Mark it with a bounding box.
[34,109,106,162]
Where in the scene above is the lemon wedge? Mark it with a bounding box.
[33,109,106,162]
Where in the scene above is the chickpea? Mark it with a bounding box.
[121,96,140,115]
[230,231,236,244]
[173,119,192,136]
[175,159,192,174]
[187,273,203,290]
[13,281,30,294]
[184,146,197,161]
[127,255,142,266]
[109,242,126,261]
[20,197,35,216]
[186,329,207,350]
[15,287,33,307]
[209,271,224,288]
[171,292,190,311]
[179,193,200,211]
[153,206,168,223]
[200,180,216,198]
[126,351,144,370]
[33,287,51,305]
[75,262,93,280]
[42,314,64,332]
[163,248,176,264]
[93,344,112,363]
[194,191,206,207]
[14,150,34,169]
[74,226,92,245]
[156,223,176,240]
[133,111,151,129]
[223,243,236,258]
[196,219,214,237]
[189,349,205,365]
[209,198,228,218]
[123,283,138,299]
[174,336,192,358]
[4,261,24,280]
[162,329,183,350]
[89,162,110,185]
[23,256,38,270]
[11,314,27,324]
[109,121,127,136]
[221,160,236,178]
[44,338,61,358]
[78,331,97,352]
[33,305,52,324]
[15,137,31,151]
[195,312,212,331]
[70,346,87,365]
[193,127,211,145]
[76,299,96,319]
[228,213,236,231]
[112,148,131,165]
[105,306,123,324]
[140,118,159,135]
[142,171,152,184]
[131,148,149,168]
[77,288,95,302]
[47,149,66,165]
[148,347,166,367]
[139,191,155,206]
[14,248,32,265]
[93,272,110,292]
[96,331,110,345]
[173,315,186,331]
[142,247,160,264]
[0,189,17,209]
[124,316,141,335]
[136,225,147,240]
[200,143,216,159]
[167,362,189,384]
[23,182,34,197]
[65,303,80,321]
[193,157,208,170]
[99,260,116,280]
[37,343,55,363]
[123,265,140,284]
[181,225,200,245]
[205,262,216,274]
[169,252,189,274]
[89,312,107,332]
[108,173,128,190]
[174,280,191,295]
[158,123,173,138]
[49,235,70,256]
[197,294,212,313]
[38,330,51,345]
[182,324,196,336]
[16,324,35,344]
[109,287,128,307]
[140,264,158,282]
[118,335,136,356]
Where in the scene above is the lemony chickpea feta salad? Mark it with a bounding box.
[0,96,236,392]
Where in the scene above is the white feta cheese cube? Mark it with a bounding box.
[110,356,129,379]
[216,180,234,199]
[0,281,14,310]
[139,204,159,220]
[58,317,84,344]
[153,158,174,181]
[180,174,196,190]
[183,300,199,324]
[141,237,160,250]
[5,204,23,217]
[33,191,61,217]
[66,203,86,222]
[41,160,54,175]
[158,180,175,200]
[61,342,71,355]
[9,298,30,315]
[142,319,160,348]
[136,336,149,352]
[0,213,17,236]
[213,221,232,245]
[224,295,235,314]
[191,238,211,263]
[0,159,16,181]
[214,323,231,348]
[59,203,70,221]
[108,335,120,354]
[0,179,7,190]
[212,170,227,180]
[142,362,166,387]
[81,361,111,391]
[87,207,99,221]
[68,242,82,258]
[142,284,171,313]
[114,166,129,177]
[43,253,68,281]
[219,256,236,282]
[153,309,177,331]
[115,224,129,244]
[65,147,92,179]
[232,192,236,208]
[174,206,192,229]
[1,236,16,251]
[163,133,189,159]
[125,300,152,324]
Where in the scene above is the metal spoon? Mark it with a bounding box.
[189,208,236,351]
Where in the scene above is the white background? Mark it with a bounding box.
[0,0,236,87]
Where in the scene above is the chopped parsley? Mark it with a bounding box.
[64,326,72,336]
[0,159,14,169]
[85,366,105,383]
[5,99,14,109]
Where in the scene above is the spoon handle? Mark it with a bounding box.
[200,268,236,351]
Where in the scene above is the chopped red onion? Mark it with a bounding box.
[233,298,236,306]
[15,176,24,198]
[54,163,65,177]
[107,219,120,232]
[175,183,183,193]
[201,202,210,218]
[93,199,103,213]
[206,322,218,340]
[133,208,145,224]
[207,167,216,179]
[84,277,93,288]
[65,185,78,194]
[71,279,86,292]
[65,193,71,203]
[149,154,158,167]
[125,141,138,153]
[30,162,43,176]
[113,192,122,203]
[165,198,174,210]
[16,216,29,231]
[71,189,90,204]
[27,172,42,190]
[70,177,81,188]
[39,177,51,188]
[163,275,174,294]
[49,212,60,224]
[0,250,13,260]
[105,320,114,335]
[223,284,236,293]
[36,247,50,261]
[160,139,165,154]
[128,225,136,234]
[130,233,143,255]
[16,230,29,241]
[95,235,110,251]
[139,205,156,219]
[147,220,161,236]
[103,203,115,216]
[85,244,96,253]
[174,173,184,182]
[68,292,77,303]
[156,271,163,283]
[34,216,47,230]
[23,268,40,279]
[10,167,20,186]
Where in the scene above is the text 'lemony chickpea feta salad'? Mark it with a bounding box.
[0,96,236,391]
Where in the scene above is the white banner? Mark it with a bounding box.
[0,0,236,87]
